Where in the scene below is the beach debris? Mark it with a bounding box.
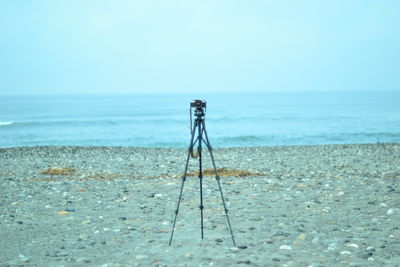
[41,167,76,175]
[186,168,267,178]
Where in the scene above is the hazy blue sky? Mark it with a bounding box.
[0,0,399,94]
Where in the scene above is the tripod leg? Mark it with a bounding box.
[169,121,198,246]
[197,119,204,239]
[202,121,237,247]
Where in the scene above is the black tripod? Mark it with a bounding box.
[169,101,236,246]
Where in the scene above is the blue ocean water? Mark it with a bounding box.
[0,91,399,148]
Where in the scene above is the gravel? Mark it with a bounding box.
[0,143,399,266]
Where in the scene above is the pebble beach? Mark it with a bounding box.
[1,143,399,266]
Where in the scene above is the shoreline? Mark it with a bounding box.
[1,141,399,149]
[1,143,399,266]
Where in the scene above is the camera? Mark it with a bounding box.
[190,99,206,109]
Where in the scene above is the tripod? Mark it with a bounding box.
[169,104,236,246]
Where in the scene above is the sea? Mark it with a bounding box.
[1,91,399,148]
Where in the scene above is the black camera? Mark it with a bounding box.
[190,99,206,109]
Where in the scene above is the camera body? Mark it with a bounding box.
[191,99,206,109]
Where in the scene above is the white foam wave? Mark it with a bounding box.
[0,121,15,126]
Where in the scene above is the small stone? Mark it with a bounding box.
[237,260,251,265]
[215,238,223,243]
[272,258,281,262]
[118,217,127,220]
[279,245,292,250]
[312,237,319,243]
[237,245,248,249]
[135,255,148,260]
[337,191,344,196]
[18,254,29,262]
[387,209,395,215]
[340,251,351,255]
[346,243,359,248]
[292,241,301,246]
[65,207,75,212]
[297,234,306,240]
[273,230,288,237]
[229,247,239,253]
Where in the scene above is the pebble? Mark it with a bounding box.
[387,208,395,215]
[312,237,319,243]
[229,247,240,253]
[18,254,29,263]
[279,245,292,250]
[135,255,148,260]
[237,260,251,265]
[297,234,306,240]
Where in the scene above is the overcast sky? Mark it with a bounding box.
[0,0,399,95]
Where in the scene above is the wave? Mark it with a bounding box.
[0,121,15,127]
[4,118,186,128]
[213,132,400,147]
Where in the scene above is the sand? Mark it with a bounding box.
[0,144,399,266]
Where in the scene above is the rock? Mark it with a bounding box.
[279,245,292,250]
[215,238,223,242]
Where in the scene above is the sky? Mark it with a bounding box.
[0,0,399,95]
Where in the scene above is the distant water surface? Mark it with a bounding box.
[0,91,399,147]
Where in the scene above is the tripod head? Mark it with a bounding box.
[190,99,206,119]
